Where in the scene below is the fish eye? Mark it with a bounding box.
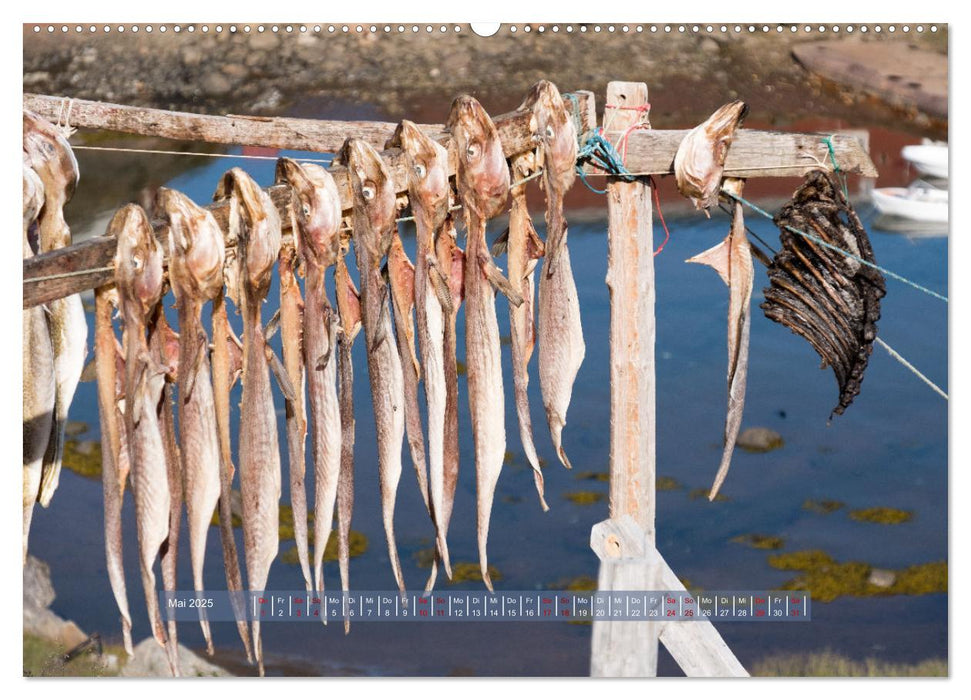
[302,203,311,217]
[362,184,375,200]
[545,125,555,139]
[414,163,426,178]
[131,255,142,270]
[466,144,478,159]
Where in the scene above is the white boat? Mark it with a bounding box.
[871,180,948,224]
[901,141,948,179]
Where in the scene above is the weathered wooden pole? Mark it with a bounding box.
[591,81,660,677]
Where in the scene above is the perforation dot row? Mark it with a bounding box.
[31,24,940,35]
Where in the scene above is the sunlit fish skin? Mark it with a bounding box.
[391,120,455,586]
[673,100,748,213]
[686,178,753,500]
[217,168,282,676]
[94,211,134,656]
[499,149,548,509]
[112,204,172,663]
[334,252,361,632]
[334,252,361,633]
[23,111,87,510]
[447,95,511,592]
[158,188,226,654]
[22,164,54,563]
[527,80,584,472]
[342,137,408,595]
[275,158,343,602]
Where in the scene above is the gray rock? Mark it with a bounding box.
[181,47,204,66]
[248,32,280,51]
[221,63,249,78]
[736,427,785,453]
[23,555,55,610]
[23,71,51,85]
[23,555,88,649]
[120,638,232,677]
[200,73,233,97]
[868,568,896,588]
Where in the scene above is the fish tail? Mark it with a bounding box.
[547,413,573,470]
[437,529,453,580]
[252,620,265,677]
[37,419,64,508]
[313,523,332,626]
[382,508,407,595]
[121,615,133,657]
[424,558,439,594]
[476,473,500,593]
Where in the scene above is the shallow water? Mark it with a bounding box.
[29,141,947,676]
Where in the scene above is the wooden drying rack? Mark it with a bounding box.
[22,86,878,677]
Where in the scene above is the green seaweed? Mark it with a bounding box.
[731,534,786,550]
[802,499,845,515]
[752,649,947,677]
[447,562,502,585]
[849,507,914,525]
[564,491,605,506]
[279,530,368,565]
[689,488,731,502]
[23,633,128,677]
[62,440,103,480]
[656,476,682,491]
[574,471,610,482]
[768,550,835,571]
[456,360,467,376]
[412,547,437,570]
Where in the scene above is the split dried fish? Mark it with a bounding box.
[529,80,584,471]
[113,204,175,672]
[761,169,886,417]
[391,120,455,585]
[23,111,88,510]
[22,164,54,563]
[343,137,408,594]
[218,168,282,676]
[276,158,343,602]
[686,178,753,500]
[447,95,513,591]
[158,188,226,653]
[674,100,748,213]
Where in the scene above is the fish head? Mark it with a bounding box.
[23,111,79,204]
[674,100,748,211]
[520,80,577,193]
[156,187,225,301]
[110,204,164,318]
[446,95,509,220]
[224,168,281,293]
[276,158,343,268]
[342,138,396,264]
[23,164,44,230]
[391,120,450,226]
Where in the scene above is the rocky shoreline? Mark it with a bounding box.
[23,25,946,137]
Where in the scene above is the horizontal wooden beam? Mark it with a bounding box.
[23,91,597,309]
[583,128,878,179]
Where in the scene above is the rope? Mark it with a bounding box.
[875,337,948,400]
[72,145,333,164]
[822,135,851,199]
[722,189,948,303]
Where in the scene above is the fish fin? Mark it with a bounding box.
[369,286,390,353]
[315,317,336,371]
[686,236,731,286]
[491,226,510,257]
[481,254,525,307]
[266,344,298,403]
[428,259,454,315]
[264,307,281,341]
[524,216,546,260]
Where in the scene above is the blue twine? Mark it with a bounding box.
[822,135,850,200]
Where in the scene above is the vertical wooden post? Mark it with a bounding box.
[590,81,660,677]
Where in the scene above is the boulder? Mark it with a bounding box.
[120,639,232,677]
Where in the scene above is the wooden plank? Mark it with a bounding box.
[592,82,659,679]
[604,82,657,538]
[23,90,598,308]
[590,517,661,677]
[585,128,879,179]
[654,550,749,677]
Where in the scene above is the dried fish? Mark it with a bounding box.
[390,120,455,586]
[276,158,343,603]
[686,178,753,500]
[158,188,226,653]
[761,169,886,417]
[218,168,282,676]
[674,100,748,213]
[113,204,176,673]
[528,80,584,471]
[447,95,512,591]
[342,137,408,594]
[23,111,88,510]
[23,164,54,563]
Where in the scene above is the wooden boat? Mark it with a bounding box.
[901,142,948,180]
[871,181,948,224]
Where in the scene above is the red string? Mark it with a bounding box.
[649,176,670,257]
[605,103,652,167]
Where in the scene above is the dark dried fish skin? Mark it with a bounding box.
[761,170,886,417]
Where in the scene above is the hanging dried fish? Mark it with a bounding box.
[761,169,886,417]
[342,138,408,595]
[528,80,584,472]
[447,95,517,591]
[686,179,753,500]
[275,158,343,603]
[674,101,748,213]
